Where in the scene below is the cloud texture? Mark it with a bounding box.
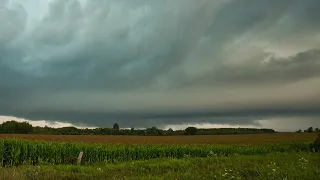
[1,0,320,128]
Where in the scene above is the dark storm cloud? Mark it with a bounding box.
[1,0,320,128]
[7,107,320,128]
[183,49,320,87]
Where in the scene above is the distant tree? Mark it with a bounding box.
[315,128,319,132]
[185,127,198,135]
[157,128,164,136]
[166,128,174,136]
[56,126,79,135]
[130,128,135,135]
[113,123,120,130]
[146,126,159,136]
[0,121,33,134]
[306,127,314,133]
[296,129,302,133]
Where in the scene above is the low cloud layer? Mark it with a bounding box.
[1,0,320,129]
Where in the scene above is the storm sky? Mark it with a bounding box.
[1,0,320,130]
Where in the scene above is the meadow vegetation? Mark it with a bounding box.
[0,152,319,180]
[0,139,313,166]
[0,129,319,179]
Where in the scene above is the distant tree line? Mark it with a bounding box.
[0,121,33,134]
[0,120,279,136]
[295,127,320,133]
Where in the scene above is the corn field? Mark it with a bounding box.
[0,139,312,167]
[0,133,316,144]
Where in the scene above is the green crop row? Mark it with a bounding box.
[0,139,312,167]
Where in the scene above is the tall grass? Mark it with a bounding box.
[0,139,311,167]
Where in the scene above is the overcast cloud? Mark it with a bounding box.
[1,0,320,130]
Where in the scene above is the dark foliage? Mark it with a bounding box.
[0,121,33,134]
[0,121,277,136]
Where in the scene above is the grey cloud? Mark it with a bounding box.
[32,0,83,46]
[1,0,320,128]
[258,116,320,132]
[8,107,320,128]
[0,1,26,45]
[184,49,320,87]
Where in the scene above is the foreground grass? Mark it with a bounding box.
[1,152,319,180]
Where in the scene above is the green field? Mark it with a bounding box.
[1,152,319,180]
[0,139,313,166]
[0,138,319,180]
